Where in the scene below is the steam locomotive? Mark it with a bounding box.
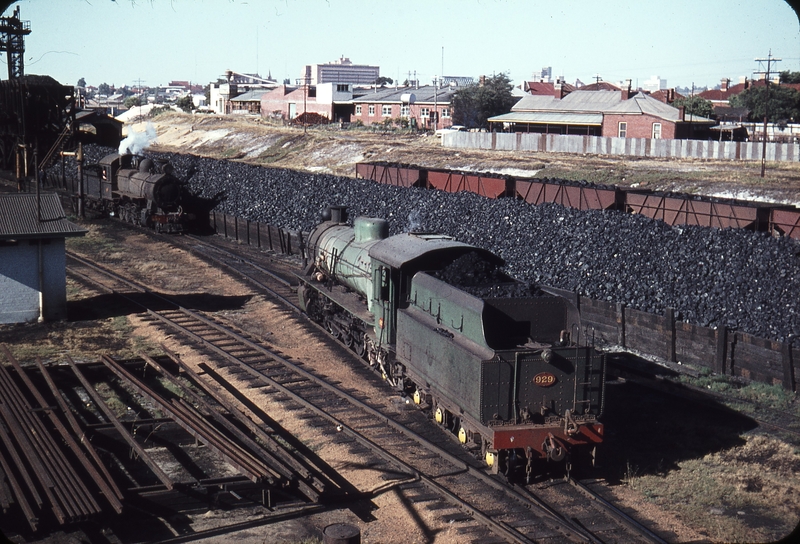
[82,152,187,233]
[297,206,606,478]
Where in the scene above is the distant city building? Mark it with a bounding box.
[441,76,474,87]
[642,75,667,92]
[304,57,380,86]
[531,66,553,83]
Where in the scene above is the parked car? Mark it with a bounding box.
[435,125,466,137]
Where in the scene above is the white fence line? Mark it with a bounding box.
[442,132,800,162]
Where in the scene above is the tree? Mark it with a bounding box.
[672,95,714,119]
[176,94,194,113]
[780,71,800,84]
[729,85,800,123]
[124,96,141,109]
[451,73,516,129]
[98,82,111,96]
[76,77,86,88]
[373,76,393,87]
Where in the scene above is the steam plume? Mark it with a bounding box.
[119,122,157,155]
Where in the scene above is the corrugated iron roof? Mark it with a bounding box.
[488,111,603,125]
[0,193,87,240]
[231,89,269,102]
[511,90,714,123]
[352,85,455,104]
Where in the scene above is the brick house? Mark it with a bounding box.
[488,85,714,139]
[350,85,456,129]
[260,83,356,123]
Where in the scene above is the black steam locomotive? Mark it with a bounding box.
[82,152,188,233]
[297,207,607,479]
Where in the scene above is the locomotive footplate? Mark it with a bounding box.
[490,421,603,454]
[297,276,374,326]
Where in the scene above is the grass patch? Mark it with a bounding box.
[95,381,129,418]
[66,224,119,255]
[221,147,244,159]
[678,372,798,415]
[625,435,800,542]
[257,135,308,164]
[2,338,63,362]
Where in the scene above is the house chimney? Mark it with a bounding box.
[678,106,685,121]
[721,78,730,91]
[621,79,632,100]
[554,82,563,99]
[479,75,486,86]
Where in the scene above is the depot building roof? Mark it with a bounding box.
[0,193,87,240]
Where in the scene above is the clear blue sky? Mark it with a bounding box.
[4,0,799,91]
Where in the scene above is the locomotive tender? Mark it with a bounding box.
[82,152,186,233]
[297,206,606,477]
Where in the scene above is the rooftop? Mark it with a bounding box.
[0,193,87,240]
[352,85,457,104]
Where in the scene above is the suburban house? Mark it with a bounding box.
[488,85,714,139]
[210,71,279,115]
[230,89,270,115]
[350,85,456,129]
[260,83,357,124]
[0,193,86,323]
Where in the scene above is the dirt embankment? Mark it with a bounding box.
[138,112,800,207]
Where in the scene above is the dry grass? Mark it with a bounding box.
[626,434,800,542]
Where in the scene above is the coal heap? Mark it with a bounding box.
[59,146,800,344]
[431,251,543,298]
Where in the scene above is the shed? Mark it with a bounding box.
[0,193,87,323]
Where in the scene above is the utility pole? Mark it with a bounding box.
[754,51,781,178]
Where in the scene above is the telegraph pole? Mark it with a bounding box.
[754,51,781,178]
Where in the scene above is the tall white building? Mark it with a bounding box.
[304,57,380,86]
[643,75,667,92]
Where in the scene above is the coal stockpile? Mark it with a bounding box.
[73,147,800,344]
[431,251,544,299]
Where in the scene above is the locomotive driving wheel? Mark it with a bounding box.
[352,330,366,358]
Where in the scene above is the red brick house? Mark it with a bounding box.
[350,85,456,129]
[488,85,714,139]
[260,83,356,123]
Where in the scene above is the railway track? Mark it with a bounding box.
[64,243,669,543]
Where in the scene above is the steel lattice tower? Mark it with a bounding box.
[0,6,31,79]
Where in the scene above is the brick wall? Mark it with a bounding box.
[602,114,677,139]
[351,103,453,128]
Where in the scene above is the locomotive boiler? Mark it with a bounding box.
[297,206,606,478]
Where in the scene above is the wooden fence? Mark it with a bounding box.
[443,132,800,162]
[210,212,308,259]
[576,295,796,391]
